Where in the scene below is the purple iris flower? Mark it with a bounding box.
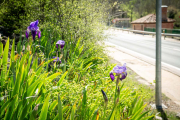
[120,72,127,81]
[26,20,41,40]
[56,40,65,49]
[53,57,61,63]
[110,72,115,81]
[113,63,127,75]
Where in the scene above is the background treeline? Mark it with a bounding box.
[119,0,180,28]
[0,0,109,42]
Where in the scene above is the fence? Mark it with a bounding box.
[144,27,180,34]
[111,27,180,40]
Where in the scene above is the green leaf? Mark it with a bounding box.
[10,40,16,84]
[0,42,3,55]
[74,38,80,53]
[39,94,50,120]
[70,103,76,120]
[45,72,61,83]
[1,38,9,81]
[78,45,84,56]
[0,94,17,117]
[106,105,116,120]
[132,97,143,115]
[140,115,154,120]
[27,73,48,96]
[91,108,99,120]
[58,94,63,120]
[57,71,68,86]
[129,95,138,116]
[135,110,150,120]
[131,104,147,120]
[81,86,87,119]
[19,96,34,120]
[53,114,59,120]
[49,100,58,111]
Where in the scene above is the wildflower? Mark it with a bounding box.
[113,63,127,75]
[109,72,115,81]
[26,20,41,40]
[53,57,61,63]
[120,72,127,81]
[56,40,65,49]
[101,90,108,104]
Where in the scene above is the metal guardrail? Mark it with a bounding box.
[111,27,180,40]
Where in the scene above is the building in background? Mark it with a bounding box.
[108,0,130,28]
[131,5,175,31]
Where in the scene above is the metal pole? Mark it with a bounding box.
[155,0,162,109]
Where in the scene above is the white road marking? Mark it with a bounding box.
[105,41,180,76]
[173,48,180,52]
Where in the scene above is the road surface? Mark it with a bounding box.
[106,30,180,68]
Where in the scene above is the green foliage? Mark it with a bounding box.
[0,0,108,41]
[174,11,180,28]
[0,35,154,119]
[0,8,154,118]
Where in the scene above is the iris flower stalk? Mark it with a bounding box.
[109,63,127,104]
[56,40,65,59]
[101,90,108,120]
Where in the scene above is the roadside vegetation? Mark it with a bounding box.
[0,23,155,119]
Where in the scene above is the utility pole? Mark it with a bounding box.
[155,0,162,109]
[131,10,132,22]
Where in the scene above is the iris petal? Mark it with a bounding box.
[32,30,37,40]
[113,63,127,75]
[109,72,115,81]
[25,30,29,39]
[53,57,61,63]
[56,40,65,49]
[38,30,41,39]
[120,72,127,81]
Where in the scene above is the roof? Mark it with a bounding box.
[131,14,175,24]
[162,5,168,7]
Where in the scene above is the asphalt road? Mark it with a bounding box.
[106,30,180,68]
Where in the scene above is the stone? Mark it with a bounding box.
[2,36,8,40]
[176,113,180,119]
[155,116,163,120]
[150,103,168,109]
[1,39,7,48]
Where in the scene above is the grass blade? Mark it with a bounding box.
[39,94,50,120]
[91,108,99,120]
[58,94,63,120]
[57,71,68,86]
[70,103,76,120]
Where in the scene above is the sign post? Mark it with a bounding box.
[155,0,162,109]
